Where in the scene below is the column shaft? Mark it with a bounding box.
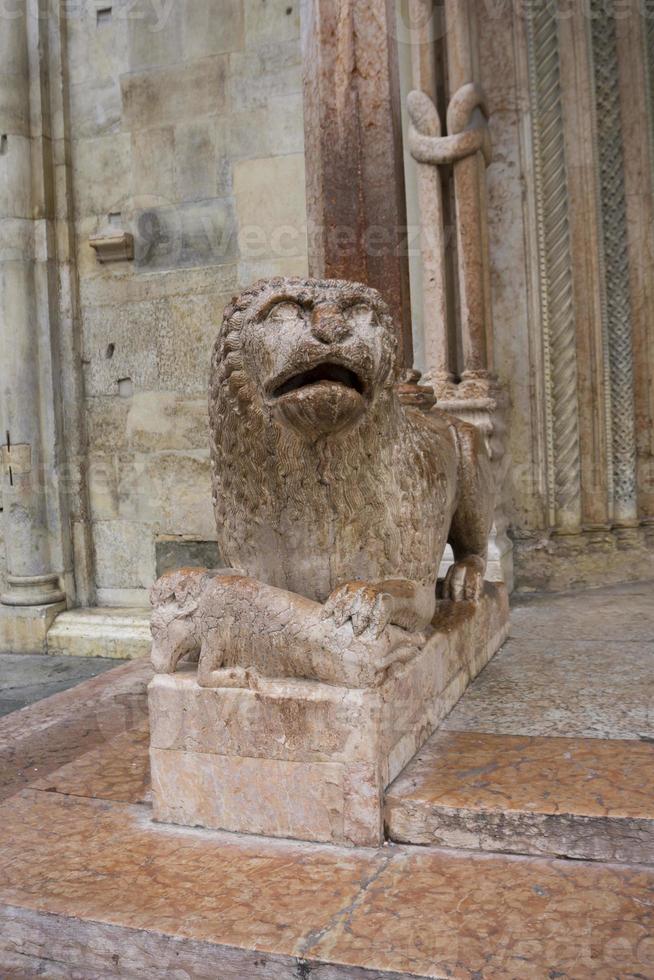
[0,2,64,606]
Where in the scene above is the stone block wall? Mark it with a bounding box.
[64,0,307,605]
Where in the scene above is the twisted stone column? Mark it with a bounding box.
[0,3,65,611]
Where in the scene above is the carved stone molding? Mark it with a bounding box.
[643,1,654,165]
[590,0,638,526]
[525,1,581,532]
[407,84,491,168]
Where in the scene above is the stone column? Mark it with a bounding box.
[0,2,66,645]
[405,0,453,386]
[443,0,493,381]
[405,0,513,588]
[301,0,413,365]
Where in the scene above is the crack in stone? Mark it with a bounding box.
[296,846,399,959]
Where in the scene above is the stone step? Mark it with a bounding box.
[2,786,653,979]
[385,729,654,865]
[46,606,152,660]
[2,665,653,978]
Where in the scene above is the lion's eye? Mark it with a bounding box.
[344,303,376,325]
[266,301,305,323]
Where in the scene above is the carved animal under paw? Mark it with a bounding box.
[150,277,494,687]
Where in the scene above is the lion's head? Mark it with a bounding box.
[209,278,407,579]
[212,277,399,440]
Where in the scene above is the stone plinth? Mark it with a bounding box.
[148,583,508,846]
[0,602,66,656]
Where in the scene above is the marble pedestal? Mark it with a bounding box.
[148,583,509,846]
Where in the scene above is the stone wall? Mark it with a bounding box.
[65,0,307,605]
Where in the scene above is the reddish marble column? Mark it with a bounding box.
[301,0,413,366]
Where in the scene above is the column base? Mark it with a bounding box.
[0,601,67,655]
[1,573,66,607]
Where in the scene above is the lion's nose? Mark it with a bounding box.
[311,311,351,345]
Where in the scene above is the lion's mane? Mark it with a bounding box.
[208,277,448,598]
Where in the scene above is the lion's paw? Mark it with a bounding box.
[321,581,394,639]
[440,556,485,603]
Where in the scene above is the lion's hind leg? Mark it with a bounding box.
[444,417,494,602]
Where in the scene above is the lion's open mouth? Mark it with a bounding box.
[271,363,365,399]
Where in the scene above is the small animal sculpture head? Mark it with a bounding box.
[211,277,399,439]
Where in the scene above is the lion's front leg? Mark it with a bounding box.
[320,581,394,638]
[440,554,485,602]
[321,579,435,635]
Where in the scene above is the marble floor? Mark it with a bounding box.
[0,652,128,717]
[443,579,654,739]
[1,582,653,978]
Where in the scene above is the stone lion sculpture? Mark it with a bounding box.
[150,277,494,688]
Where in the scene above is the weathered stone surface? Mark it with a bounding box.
[0,604,66,657]
[244,0,300,46]
[93,520,156,590]
[151,749,351,842]
[73,133,131,217]
[385,730,654,864]
[155,538,222,578]
[238,253,309,286]
[46,607,152,661]
[126,0,184,70]
[233,154,307,260]
[133,199,239,271]
[32,723,151,805]
[228,93,305,160]
[450,638,654,742]
[125,393,209,452]
[174,121,220,203]
[228,39,302,110]
[131,126,175,203]
[149,669,379,763]
[68,77,124,139]
[120,57,228,131]
[82,291,232,398]
[0,136,31,219]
